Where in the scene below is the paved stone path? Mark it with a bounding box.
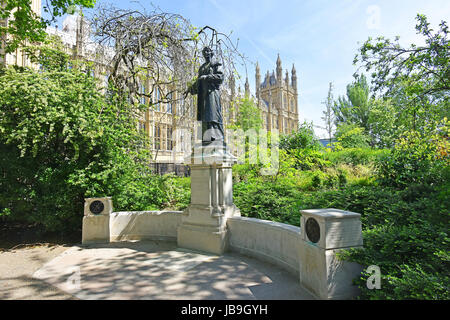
[0,245,75,299]
[3,241,314,300]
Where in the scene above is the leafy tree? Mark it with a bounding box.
[333,123,370,149]
[376,118,449,188]
[279,122,326,171]
[280,121,322,151]
[354,14,449,131]
[0,0,96,54]
[321,82,335,144]
[333,74,371,131]
[23,33,71,70]
[230,97,262,131]
[0,42,181,232]
[367,98,400,148]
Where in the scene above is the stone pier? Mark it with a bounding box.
[177,142,241,255]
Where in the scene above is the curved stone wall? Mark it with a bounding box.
[108,211,303,278]
[84,205,363,300]
[110,211,183,242]
[226,216,302,277]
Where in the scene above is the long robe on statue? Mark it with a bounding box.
[188,61,225,142]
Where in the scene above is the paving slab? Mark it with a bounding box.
[0,245,75,300]
[32,241,315,300]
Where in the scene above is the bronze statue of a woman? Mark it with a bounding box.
[185,46,225,145]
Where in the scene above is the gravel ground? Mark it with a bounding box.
[0,244,76,300]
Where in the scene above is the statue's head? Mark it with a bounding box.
[202,47,214,62]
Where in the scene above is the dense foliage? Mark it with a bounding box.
[333,123,370,149]
[333,74,371,133]
[0,48,188,233]
[228,97,263,131]
[234,15,450,300]
[233,132,449,299]
[0,0,96,53]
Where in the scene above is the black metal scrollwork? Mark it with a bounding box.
[89,200,105,215]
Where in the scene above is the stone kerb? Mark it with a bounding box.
[299,208,364,300]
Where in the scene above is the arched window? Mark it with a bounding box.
[155,126,161,150]
[179,97,185,115]
[155,88,161,111]
[167,93,173,114]
[167,126,173,150]
[140,83,146,105]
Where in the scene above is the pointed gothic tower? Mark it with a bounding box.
[254,55,299,133]
[276,54,282,84]
[244,77,250,97]
[230,75,236,95]
[255,62,261,101]
[292,64,297,92]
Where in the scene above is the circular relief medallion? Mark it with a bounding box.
[89,200,105,215]
[305,217,320,243]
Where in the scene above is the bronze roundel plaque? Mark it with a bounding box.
[89,200,105,215]
[305,217,320,243]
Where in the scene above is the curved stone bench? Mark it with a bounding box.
[226,216,301,277]
[82,199,363,300]
[110,211,183,242]
[109,212,303,279]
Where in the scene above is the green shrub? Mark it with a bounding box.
[233,178,301,226]
[333,123,370,149]
[311,172,323,190]
[280,121,323,151]
[161,175,191,210]
[289,149,331,170]
[234,178,450,300]
[0,66,170,233]
[324,173,339,188]
[377,127,449,188]
[324,148,389,166]
[337,169,348,187]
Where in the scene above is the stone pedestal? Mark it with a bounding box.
[177,142,241,255]
[82,197,113,244]
[299,208,363,300]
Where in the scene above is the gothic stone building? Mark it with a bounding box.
[2,1,299,172]
[249,54,299,134]
[0,0,42,68]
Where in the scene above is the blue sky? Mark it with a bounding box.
[50,0,450,138]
